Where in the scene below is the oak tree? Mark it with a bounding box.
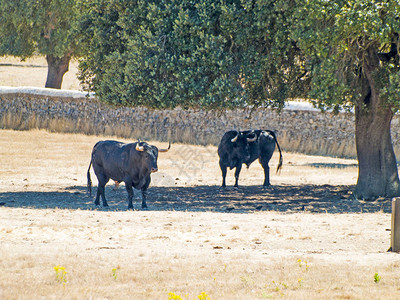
[0,0,80,89]
[295,0,400,199]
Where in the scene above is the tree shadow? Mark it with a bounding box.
[0,184,392,213]
[303,163,358,169]
[0,63,46,68]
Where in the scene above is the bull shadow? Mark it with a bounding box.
[0,184,392,213]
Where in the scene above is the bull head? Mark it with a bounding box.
[247,132,257,143]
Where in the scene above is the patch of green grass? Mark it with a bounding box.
[374,272,381,283]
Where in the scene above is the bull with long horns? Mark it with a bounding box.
[87,140,170,209]
[217,130,282,188]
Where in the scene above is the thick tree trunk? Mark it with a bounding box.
[354,48,400,200]
[354,97,400,199]
[45,54,71,89]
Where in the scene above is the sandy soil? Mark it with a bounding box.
[0,129,399,299]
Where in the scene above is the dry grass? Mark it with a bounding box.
[0,129,399,299]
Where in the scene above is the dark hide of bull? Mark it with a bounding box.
[87,140,166,209]
[217,130,250,187]
[217,130,283,188]
[242,130,283,186]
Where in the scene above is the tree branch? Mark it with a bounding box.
[378,33,399,62]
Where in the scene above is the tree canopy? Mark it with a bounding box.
[78,0,307,109]
[294,0,400,112]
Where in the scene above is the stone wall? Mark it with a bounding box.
[1,89,400,158]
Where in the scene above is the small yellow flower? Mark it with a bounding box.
[198,292,210,300]
[168,292,183,300]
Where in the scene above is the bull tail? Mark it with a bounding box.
[265,130,283,174]
[87,160,92,197]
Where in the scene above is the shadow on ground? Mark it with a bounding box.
[0,63,46,68]
[0,184,392,213]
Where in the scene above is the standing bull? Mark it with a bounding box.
[87,140,170,209]
[218,130,283,187]
[217,130,251,187]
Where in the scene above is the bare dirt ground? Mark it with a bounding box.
[1,129,400,299]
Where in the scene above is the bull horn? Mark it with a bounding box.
[247,134,257,142]
[231,131,239,143]
[159,141,171,153]
[136,142,144,152]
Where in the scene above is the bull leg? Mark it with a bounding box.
[101,184,109,207]
[95,184,108,207]
[259,157,271,186]
[95,174,109,207]
[219,160,227,187]
[141,190,148,209]
[141,176,151,209]
[95,187,102,206]
[125,182,134,210]
[234,163,243,188]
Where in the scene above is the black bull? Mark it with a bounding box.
[87,140,170,209]
[217,130,283,187]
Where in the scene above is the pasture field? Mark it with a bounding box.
[0,129,400,299]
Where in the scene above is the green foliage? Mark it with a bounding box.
[294,0,400,111]
[78,0,306,110]
[374,272,381,283]
[0,0,81,58]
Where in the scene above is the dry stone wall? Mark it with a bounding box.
[1,89,400,158]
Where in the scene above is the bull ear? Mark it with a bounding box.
[136,142,144,152]
[159,141,171,153]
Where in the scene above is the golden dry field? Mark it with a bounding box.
[1,57,400,299]
[0,129,399,299]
